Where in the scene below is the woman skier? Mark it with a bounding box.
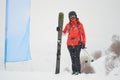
[57,11,86,75]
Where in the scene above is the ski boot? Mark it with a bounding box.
[72,71,80,75]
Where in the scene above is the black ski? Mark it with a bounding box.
[55,12,64,74]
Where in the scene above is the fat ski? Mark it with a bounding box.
[55,12,64,74]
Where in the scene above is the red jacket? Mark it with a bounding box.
[63,19,86,46]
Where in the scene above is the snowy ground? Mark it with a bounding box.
[0,68,120,80]
[0,71,106,80]
[0,55,120,80]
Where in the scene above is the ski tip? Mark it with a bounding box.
[59,12,64,16]
[59,12,64,19]
[59,12,64,15]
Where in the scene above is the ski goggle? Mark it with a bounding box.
[70,15,76,19]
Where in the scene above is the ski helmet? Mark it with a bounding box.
[68,11,77,20]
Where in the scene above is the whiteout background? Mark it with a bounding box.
[0,0,120,80]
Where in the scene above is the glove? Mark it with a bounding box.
[81,43,85,49]
[56,27,61,31]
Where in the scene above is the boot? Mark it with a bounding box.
[72,71,76,75]
[74,71,80,75]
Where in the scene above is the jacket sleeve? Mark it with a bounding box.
[62,23,69,34]
[80,23,86,44]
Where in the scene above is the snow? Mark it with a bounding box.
[0,69,119,80]
[0,56,120,80]
[0,71,105,80]
[106,67,120,80]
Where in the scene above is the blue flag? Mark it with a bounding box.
[5,0,31,62]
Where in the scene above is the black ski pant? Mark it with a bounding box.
[67,45,81,73]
